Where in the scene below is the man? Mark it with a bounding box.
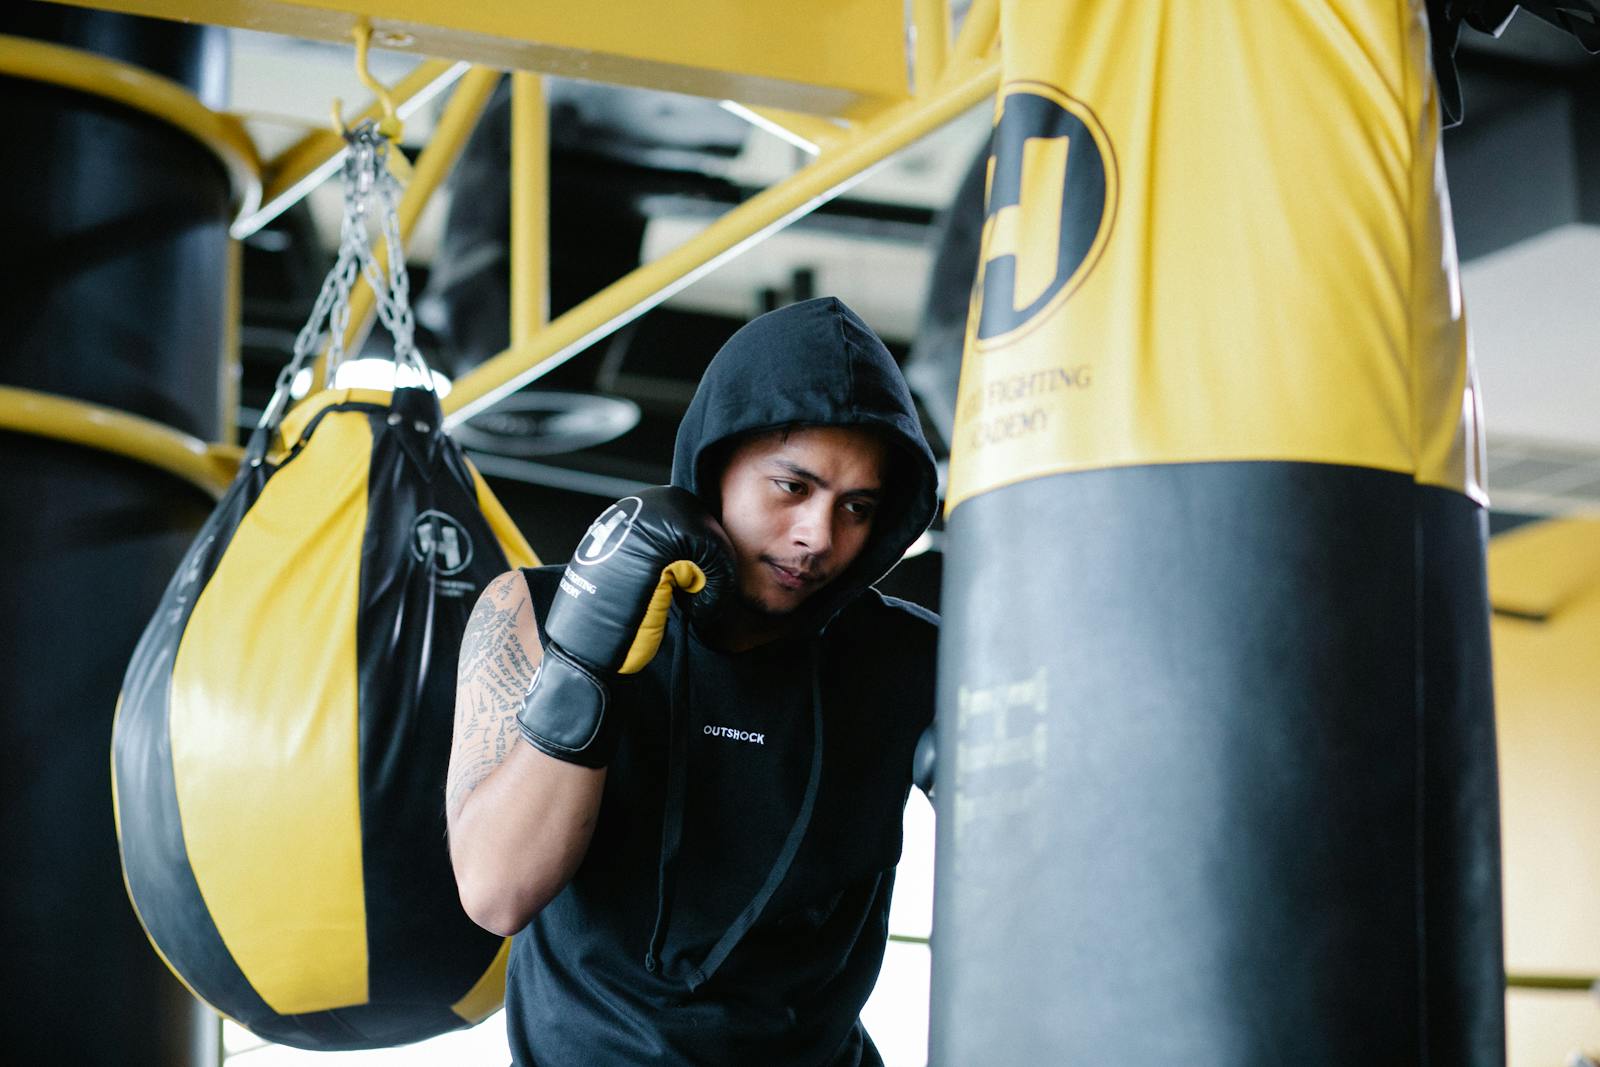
[446,296,939,1066]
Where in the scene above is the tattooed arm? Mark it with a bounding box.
[445,571,541,819]
[446,570,606,936]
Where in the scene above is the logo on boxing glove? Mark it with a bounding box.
[575,496,642,566]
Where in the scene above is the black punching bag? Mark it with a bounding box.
[931,2,1503,1064]
[0,8,232,1063]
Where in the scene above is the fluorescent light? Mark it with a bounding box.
[718,100,820,155]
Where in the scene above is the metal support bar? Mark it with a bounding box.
[0,385,240,499]
[441,55,1002,425]
[950,0,999,69]
[1505,973,1600,992]
[913,0,950,94]
[0,34,262,225]
[337,65,501,367]
[511,72,549,345]
[219,236,242,441]
[42,0,910,117]
[236,58,468,239]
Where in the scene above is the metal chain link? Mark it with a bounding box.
[256,121,430,437]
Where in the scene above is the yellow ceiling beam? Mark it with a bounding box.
[43,0,911,117]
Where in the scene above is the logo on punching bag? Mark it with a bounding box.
[575,496,642,566]
[411,510,475,576]
[971,82,1118,349]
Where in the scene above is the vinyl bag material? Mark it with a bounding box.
[113,383,535,1050]
[932,1,1501,1062]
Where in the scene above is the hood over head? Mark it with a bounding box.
[646,299,936,992]
[670,296,938,628]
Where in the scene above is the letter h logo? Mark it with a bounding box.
[973,84,1117,346]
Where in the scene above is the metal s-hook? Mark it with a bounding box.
[351,19,403,141]
[329,19,413,182]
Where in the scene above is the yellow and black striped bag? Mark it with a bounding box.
[112,380,534,1049]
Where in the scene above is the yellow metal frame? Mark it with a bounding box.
[220,235,243,441]
[236,58,468,239]
[0,34,262,225]
[0,386,240,498]
[913,0,950,94]
[443,52,1002,423]
[1505,973,1599,992]
[950,0,998,69]
[44,0,912,117]
[6,3,998,502]
[511,72,549,343]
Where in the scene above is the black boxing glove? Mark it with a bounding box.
[517,486,733,766]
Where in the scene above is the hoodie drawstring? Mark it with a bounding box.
[644,619,692,974]
[643,635,827,993]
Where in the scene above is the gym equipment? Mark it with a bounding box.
[112,119,535,1050]
[519,486,733,767]
[933,2,1501,1061]
[0,9,234,1064]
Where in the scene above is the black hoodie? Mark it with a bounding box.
[507,298,940,1067]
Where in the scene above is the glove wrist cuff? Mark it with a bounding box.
[516,644,617,768]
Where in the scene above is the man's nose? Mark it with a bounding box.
[791,499,833,556]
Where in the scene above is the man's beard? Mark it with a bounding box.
[737,554,826,620]
[736,588,796,620]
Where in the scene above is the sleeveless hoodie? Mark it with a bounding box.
[505,297,940,1066]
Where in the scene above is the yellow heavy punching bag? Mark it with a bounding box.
[932,1,1499,1062]
[112,124,536,1049]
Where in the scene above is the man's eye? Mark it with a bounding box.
[774,480,805,495]
[843,500,876,519]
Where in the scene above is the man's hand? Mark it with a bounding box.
[517,486,733,767]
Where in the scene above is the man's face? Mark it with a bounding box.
[717,425,889,619]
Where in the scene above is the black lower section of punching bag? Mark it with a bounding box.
[1419,482,1504,1064]
[930,461,1502,1065]
[0,9,230,1065]
[255,1002,475,1053]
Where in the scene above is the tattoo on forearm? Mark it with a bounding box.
[447,573,539,816]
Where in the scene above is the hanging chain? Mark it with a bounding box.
[256,121,429,437]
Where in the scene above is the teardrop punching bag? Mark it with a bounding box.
[113,385,535,1050]
[931,2,1502,1064]
[113,123,537,1049]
